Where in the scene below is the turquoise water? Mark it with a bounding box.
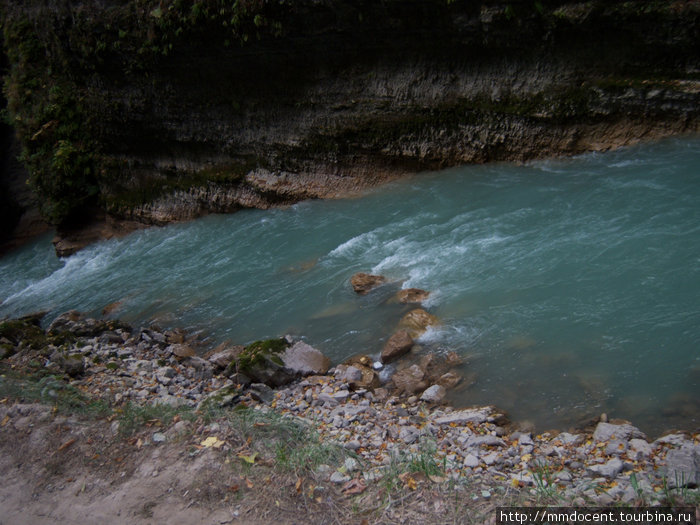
[2,138,699,435]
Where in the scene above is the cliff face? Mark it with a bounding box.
[2,0,700,254]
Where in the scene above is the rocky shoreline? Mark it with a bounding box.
[1,309,698,508]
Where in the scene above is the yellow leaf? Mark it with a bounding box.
[238,452,258,464]
[201,436,225,449]
[406,476,418,490]
[246,478,254,489]
[295,478,303,493]
[0,415,9,427]
[521,453,532,463]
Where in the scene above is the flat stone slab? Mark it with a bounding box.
[435,407,496,425]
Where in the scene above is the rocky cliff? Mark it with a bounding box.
[2,0,699,254]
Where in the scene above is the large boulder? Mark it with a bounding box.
[225,338,295,386]
[281,341,331,375]
[381,330,413,363]
[397,308,440,338]
[350,273,386,295]
[665,445,700,488]
[225,338,331,387]
[593,422,646,443]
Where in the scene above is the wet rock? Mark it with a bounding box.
[334,364,379,390]
[395,288,430,304]
[168,344,196,359]
[381,331,413,363]
[420,384,446,403]
[391,364,426,394]
[281,341,331,376]
[437,371,462,389]
[344,354,374,368]
[593,422,646,442]
[397,309,440,338]
[350,273,386,295]
[48,310,130,337]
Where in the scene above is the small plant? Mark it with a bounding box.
[629,472,645,502]
[116,402,193,436]
[532,460,559,503]
[0,369,109,417]
[406,437,444,478]
[226,408,346,475]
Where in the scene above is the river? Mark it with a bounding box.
[1,137,699,435]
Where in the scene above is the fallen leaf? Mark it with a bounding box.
[201,436,226,449]
[341,478,367,495]
[405,476,417,491]
[238,451,258,464]
[429,475,447,483]
[295,478,303,493]
[57,438,76,451]
[228,484,240,493]
[0,415,9,427]
[245,478,254,489]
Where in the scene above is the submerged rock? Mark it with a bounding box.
[381,330,413,363]
[391,364,426,394]
[397,309,440,338]
[395,288,430,304]
[350,273,386,295]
